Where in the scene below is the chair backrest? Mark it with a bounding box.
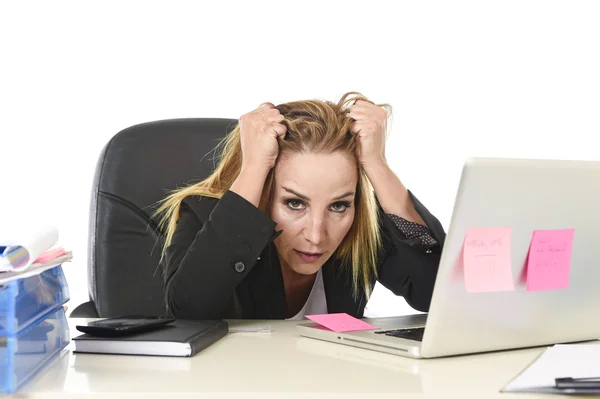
[88,118,236,317]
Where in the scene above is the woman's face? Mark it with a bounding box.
[270,151,358,275]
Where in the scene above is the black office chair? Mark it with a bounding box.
[70,118,237,318]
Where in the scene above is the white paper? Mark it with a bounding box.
[229,325,271,333]
[504,343,600,392]
[0,225,59,271]
[0,252,72,284]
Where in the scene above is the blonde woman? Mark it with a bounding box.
[156,92,446,320]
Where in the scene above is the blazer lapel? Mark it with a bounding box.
[322,261,366,318]
[245,243,286,319]
[245,248,367,319]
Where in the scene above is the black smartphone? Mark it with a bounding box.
[76,315,176,337]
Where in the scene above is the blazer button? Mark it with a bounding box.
[234,261,246,273]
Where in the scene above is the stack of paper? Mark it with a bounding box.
[502,343,600,394]
[0,224,73,394]
[0,225,72,278]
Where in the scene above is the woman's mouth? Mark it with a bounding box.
[294,250,324,263]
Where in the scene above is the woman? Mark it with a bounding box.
[156,92,446,320]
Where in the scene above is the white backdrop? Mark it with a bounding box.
[1,0,598,317]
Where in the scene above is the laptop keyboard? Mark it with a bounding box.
[374,327,425,342]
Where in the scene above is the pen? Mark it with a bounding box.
[555,377,600,389]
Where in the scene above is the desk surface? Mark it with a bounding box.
[18,317,589,398]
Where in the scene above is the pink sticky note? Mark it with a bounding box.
[463,228,515,293]
[305,313,377,332]
[34,247,68,263]
[526,229,575,292]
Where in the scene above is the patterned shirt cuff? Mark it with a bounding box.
[386,214,438,247]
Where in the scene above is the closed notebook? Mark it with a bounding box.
[73,320,229,357]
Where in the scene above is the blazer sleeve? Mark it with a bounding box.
[163,190,279,319]
[375,190,447,312]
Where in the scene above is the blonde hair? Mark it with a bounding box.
[155,92,390,298]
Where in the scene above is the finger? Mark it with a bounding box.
[272,113,285,122]
[352,99,380,113]
[348,121,362,135]
[260,102,276,109]
[353,99,376,108]
[350,102,373,114]
[264,108,284,118]
[271,123,287,138]
[354,103,388,121]
[263,110,284,123]
[346,110,366,120]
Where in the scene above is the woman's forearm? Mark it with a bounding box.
[362,161,427,226]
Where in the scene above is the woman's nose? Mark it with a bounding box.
[303,215,326,245]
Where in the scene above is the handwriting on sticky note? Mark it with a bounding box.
[463,228,515,293]
[305,313,377,332]
[526,229,575,291]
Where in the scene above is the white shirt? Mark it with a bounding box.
[285,268,328,320]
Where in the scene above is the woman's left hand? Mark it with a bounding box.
[347,100,389,168]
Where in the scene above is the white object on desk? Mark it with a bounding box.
[228,325,271,333]
[502,343,600,394]
[0,252,72,283]
[0,225,59,271]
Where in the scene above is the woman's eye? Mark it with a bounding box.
[287,200,304,210]
[331,202,349,212]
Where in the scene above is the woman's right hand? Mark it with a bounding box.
[238,103,287,171]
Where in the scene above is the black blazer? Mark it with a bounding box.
[164,190,446,320]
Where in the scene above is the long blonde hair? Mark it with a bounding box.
[155,92,390,298]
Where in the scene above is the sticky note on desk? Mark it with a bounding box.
[463,228,515,293]
[305,313,377,332]
[526,229,575,292]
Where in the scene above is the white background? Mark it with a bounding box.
[1,0,598,317]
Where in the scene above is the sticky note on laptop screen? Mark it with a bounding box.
[463,228,515,293]
[305,313,377,332]
[526,229,575,291]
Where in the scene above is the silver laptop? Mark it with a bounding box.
[297,157,600,358]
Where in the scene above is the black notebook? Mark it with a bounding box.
[73,320,228,357]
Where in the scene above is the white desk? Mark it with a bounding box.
[17,317,588,398]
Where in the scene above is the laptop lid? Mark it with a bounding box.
[420,157,600,357]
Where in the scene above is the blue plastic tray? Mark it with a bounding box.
[0,265,70,336]
[0,306,70,393]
